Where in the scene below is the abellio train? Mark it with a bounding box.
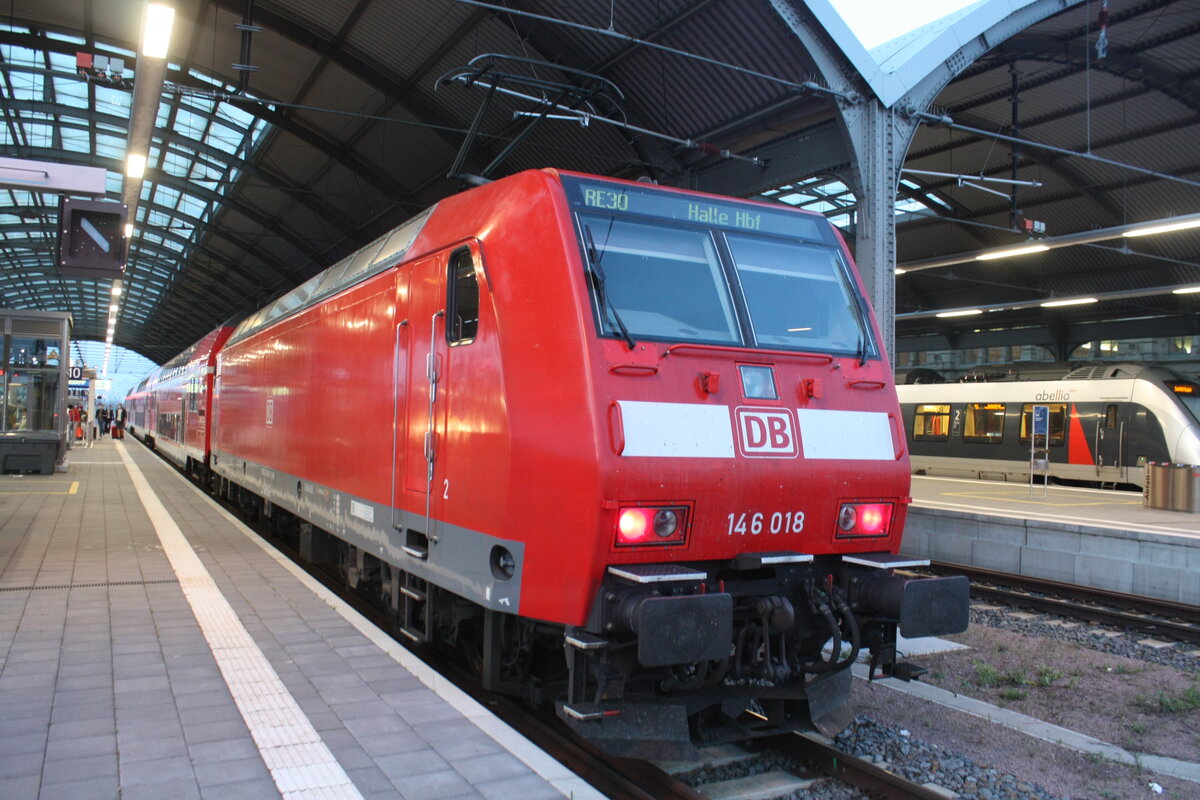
[128,169,967,758]
[898,363,1200,489]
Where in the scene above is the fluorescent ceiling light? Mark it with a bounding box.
[142,4,175,59]
[124,223,133,238]
[1124,218,1200,238]
[975,243,1049,261]
[111,284,122,296]
[1173,286,1200,295]
[894,267,907,275]
[1041,297,1098,308]
[126,153,146,178]
[936,309,982,318]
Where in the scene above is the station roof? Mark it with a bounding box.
[0,0,1196,364]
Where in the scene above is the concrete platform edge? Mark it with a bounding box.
[151,446,604,800]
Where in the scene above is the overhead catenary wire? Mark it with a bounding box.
[437,71,767,166]
[449,0,858,102]
[913,111,1200,190]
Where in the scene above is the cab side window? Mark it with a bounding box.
[447,248,479,345]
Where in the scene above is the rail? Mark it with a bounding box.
[928,562,1200,645]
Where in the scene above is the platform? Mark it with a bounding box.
[904,476,1199,605]
[0,437,603,800]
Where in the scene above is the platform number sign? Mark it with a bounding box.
[1032,404,1049,438]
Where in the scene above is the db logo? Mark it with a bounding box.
[735,407,798,458]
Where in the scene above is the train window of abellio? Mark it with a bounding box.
[1106,404,1119,429]
[963,402,1006,444]
[1019,403,1066,445]
[447,248,479,345]
[913,404,950,441]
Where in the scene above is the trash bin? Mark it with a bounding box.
[1144,462,1171,509]
[1168,463,1200,513]
[0,431,59,475]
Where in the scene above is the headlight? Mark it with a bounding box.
[615,506,688,546]
[836,502,893,537]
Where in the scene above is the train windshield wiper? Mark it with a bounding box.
[583,224,636,350]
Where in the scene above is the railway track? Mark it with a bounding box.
[159,443,961,799]
[930,562,1200,645]
[220,474,945,799]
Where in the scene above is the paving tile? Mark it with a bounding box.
[475,773,571,800]
[342,713,412,739]
[44,732,117,761]
[40,752,117,785]
[453,751,532,784]
[347,765,396,795]
[120,776,202,800]
[359,731,430,759]
[187,736,262,766]
[119,755,200,786]
[0,715,49,738]
[0,750,43,779]
[174,688,233,710]
[391,767,475,800]
[178,701,242,726]
[35,775,120,800]
[115,718,185,744]
[47,716,115,741]
[116,733,191,764]
[398,699,465,726]
[198,777,281,800]
[192,756,271,788]
[54,672,115,691]
[0,773,40,798]
[432,733,504,762]
[117,700,180,725]
[182,718,252,746]
[375,748,450,780]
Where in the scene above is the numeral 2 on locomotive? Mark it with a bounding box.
[726,511,805,535]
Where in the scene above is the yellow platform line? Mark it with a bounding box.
[940,490,1141,507]
[0,480,78,495]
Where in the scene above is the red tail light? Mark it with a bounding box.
[615,506,687,547]
[836,502,893,538]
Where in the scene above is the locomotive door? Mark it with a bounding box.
[394,245,480,541]
[396,254,447,539]
[1096,403,1124,481]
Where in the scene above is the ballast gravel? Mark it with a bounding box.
[689,606,1198,800]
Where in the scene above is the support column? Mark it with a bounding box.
[841,103,914,364]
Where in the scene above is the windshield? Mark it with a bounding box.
[581,215,740,345]
[726,234,871,354]
[568,178,876,357]
[1177,390,1200,423]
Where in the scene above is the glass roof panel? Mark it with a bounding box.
[756,174,946,231]
[0,30,274,347]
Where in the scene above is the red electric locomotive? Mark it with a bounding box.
[151,169,966,757]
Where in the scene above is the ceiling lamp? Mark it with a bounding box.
[142,4,175,59]
[1123,215,1200,238]
[126,153,146,178]
[1172,286,1200,295]
[975,243,1050,261]
[936,309,983,318]
[1041,297,1098,308]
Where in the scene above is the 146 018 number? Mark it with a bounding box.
[726,511,805,535]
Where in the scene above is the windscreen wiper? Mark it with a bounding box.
[584,224,636,350]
